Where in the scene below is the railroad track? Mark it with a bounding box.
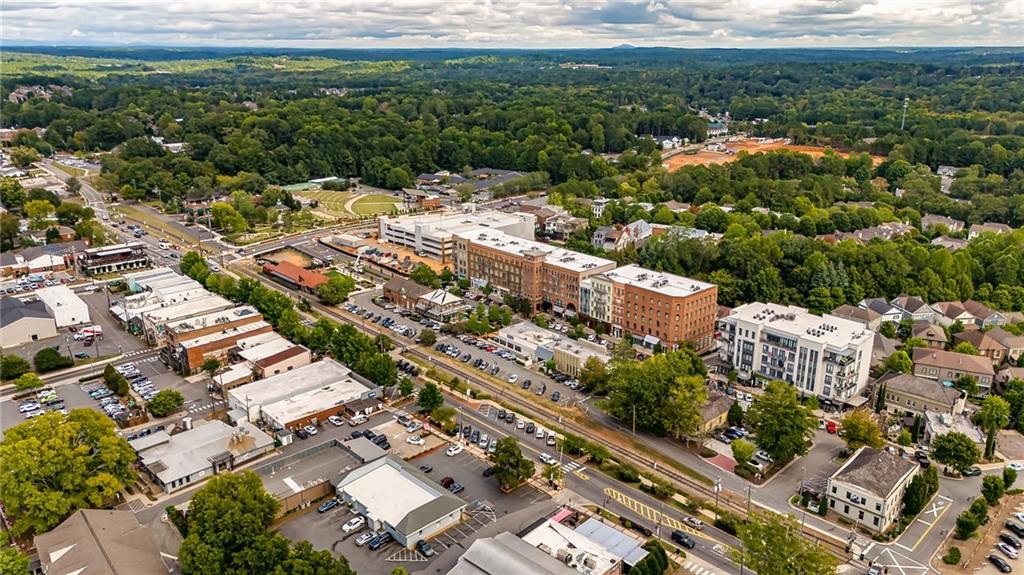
[229,262,854,560]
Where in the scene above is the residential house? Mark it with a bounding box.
[33,509,169,575]
[969,222,1013,239]
[591,198,612,219]
[952,331,1006,364]
[931,301,976,328]
[871,333,901,369]
[911,322,948,349]
[830,304,883,331]
[660,200,692,213]
[931,236,968,251]
[859,298,903,324]
[876,372,965,417]
[997,367,1024,387]
[383,277,432,312]
[889,295,936,323]
[912,348,995,394]
[836,222,914,244]
[827,447,918,534]
[988,327,1024,363]
[920,214,964,233]
[962,300,1006,328]
[416,289,467,322]
[543,213,588,240]
[699,393,734,434]
[591,220,653,252]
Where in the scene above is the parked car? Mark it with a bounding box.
[418,464,433,474]
[327,415,344,426]
[368,532,393,551]
[342,516,366,533]
[446,443,464,456]
[1001,533,1022,549]
[448,482,465,495]
[546,431,556,446]
[439,476,455,489]
[962,466,983,476]
[317,498,340,513]
[416,539,436,558]
[550,391,561,402]
[482,466,495,477]
[682,517,705,530]
[989,554,1013,573]
[355,532,376,547]
[1008,521,1024,538]
[303,425,318,436]
[525,422,536,434]
[407,435,425,446]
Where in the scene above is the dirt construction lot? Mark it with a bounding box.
[662,139,885,171]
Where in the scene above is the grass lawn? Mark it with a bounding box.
[350,193,400,216]
[296,191,352,216]
[49,162,88,177]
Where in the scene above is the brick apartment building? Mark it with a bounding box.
[163,306,273,373]
[453,229,616,314]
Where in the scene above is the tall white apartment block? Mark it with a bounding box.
[716,303,874,402]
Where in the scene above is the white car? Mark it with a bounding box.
[342,516,366,533]
[508,374,519,383]
[535,427,546,439]
[1007,463,1024,472]
[406,422,423,433]
[303,425,318,436]
[328,416,344,427]
[445,443,464,456]
[998,542,1019,560]
[407,435,425,446]
[539,453,555,465]
[1015,513,1024,524]
[355,532,376,547]
[755,450,774,463]
[747,459,766,472]
[516,419,526,430]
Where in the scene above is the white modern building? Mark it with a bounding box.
[827,447,918,534]
[377,208,535,261]
[332,456,466,548]
[35,284,90,327]
[716,303,874,403]
[492,322,610,375]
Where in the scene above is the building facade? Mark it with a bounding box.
[912,348,995,394]
[716,303,874,403]
[78,242,150,275]
[378,209,535,261]
[827,447,918,534]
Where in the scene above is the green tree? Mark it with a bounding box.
[727,401,745,427]
[355,352,397,390]
[578,355,609,394]
[883,350,913,374]
[1,355,31,380]
[874,382,887,413]
[732,438,755,466]
[931,432,981,473]
[977,395,1011,459]
[103,364,129,396]
[399,377,416,397]
[955,374,979,397]
[746,381,816,464]
[0,532,29,575]
[903,475,929,516]
[982,475,1005,506]
[840,410,884,450]
[419,329,437,346]
[417,381,444,412]
[33,348,73,373]
[409,264,440,288]
[66,176,82,194]
[391,568,410,575]
[897,429,913,446]
[148,389,185,417]
[12,372,44,391]
[202,358,221,374]
[952,341,979,355]
[1005,467,1018,490]
[491,437,535,490]
[0,410,136,536]
[733,512,836,575]
[542,463,565,489]
[954,508,981,539]
[316,274,356,305]
[606,350,706,436]
[23,199,55,230]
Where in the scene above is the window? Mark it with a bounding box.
[858,511,864,520]
[873,517,880,526]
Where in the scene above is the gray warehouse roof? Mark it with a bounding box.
[0,296,51,327]
[447,532,578,575]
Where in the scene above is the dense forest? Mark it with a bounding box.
[2,47,1023,310]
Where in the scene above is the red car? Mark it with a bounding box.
[826,421,838,434]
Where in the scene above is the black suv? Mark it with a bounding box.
[671,530,696,549]
[1007,521,1024,538]
[368,532,393,551]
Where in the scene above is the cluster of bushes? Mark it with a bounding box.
[33,348,73,373]
[953,469,1016,540]
[942,546,961,565]
[600,460,641,483]
[629,540,671,575]
[713,511,740,536]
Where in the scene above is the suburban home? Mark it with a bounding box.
[876,372,965,417]
[968,222,1013,239]
[911,322,948,349]
[33,509,170,575]
[997,367,1024,387]
[987,327,1024,363]
[931,236,968,251]
[871,333,901,369]
[920,214,964,233]
[931,301,977,328]
[827,447,918,534]
[591,220,653,252]
[912,348,995,394]
[830,304,883,331]
[952,330,1007,364]
[858,298,903,324]
[699,393,734,434]
[961,300,1006,328]
[889,295,936,323]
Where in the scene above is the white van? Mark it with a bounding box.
[546,431,557,446]
[349,414,368,426]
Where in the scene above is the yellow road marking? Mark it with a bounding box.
[909,495,952,551]
[575,469,589,480]
[602,488,713,541]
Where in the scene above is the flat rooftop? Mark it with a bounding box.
[239,338,295,363]
[180,320,271,349]
[602,264,715,297]
[522,519,621,575]
[726,302,874,349]
[131,420,273,485]
[381,209,534,240]
[457,228,615,273]
[236,331,286,350]
[141,294,234,325]
[255,441,361,500]
[165,305,260,335]
[228,359,355,407]
[335,457,458,531]
[35,284,86,309]
[260,376,371,425]
[498,322,564,348]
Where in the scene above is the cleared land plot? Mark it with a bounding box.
[663,139,885,171]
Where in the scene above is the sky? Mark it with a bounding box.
[2,0,1022,49]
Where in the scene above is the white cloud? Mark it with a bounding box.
[1,0,1021,47]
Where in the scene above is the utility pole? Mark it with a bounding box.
[714,478,722,521]
[900,97,910,131]
[632,404,636,436]
[746,484,752,520]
